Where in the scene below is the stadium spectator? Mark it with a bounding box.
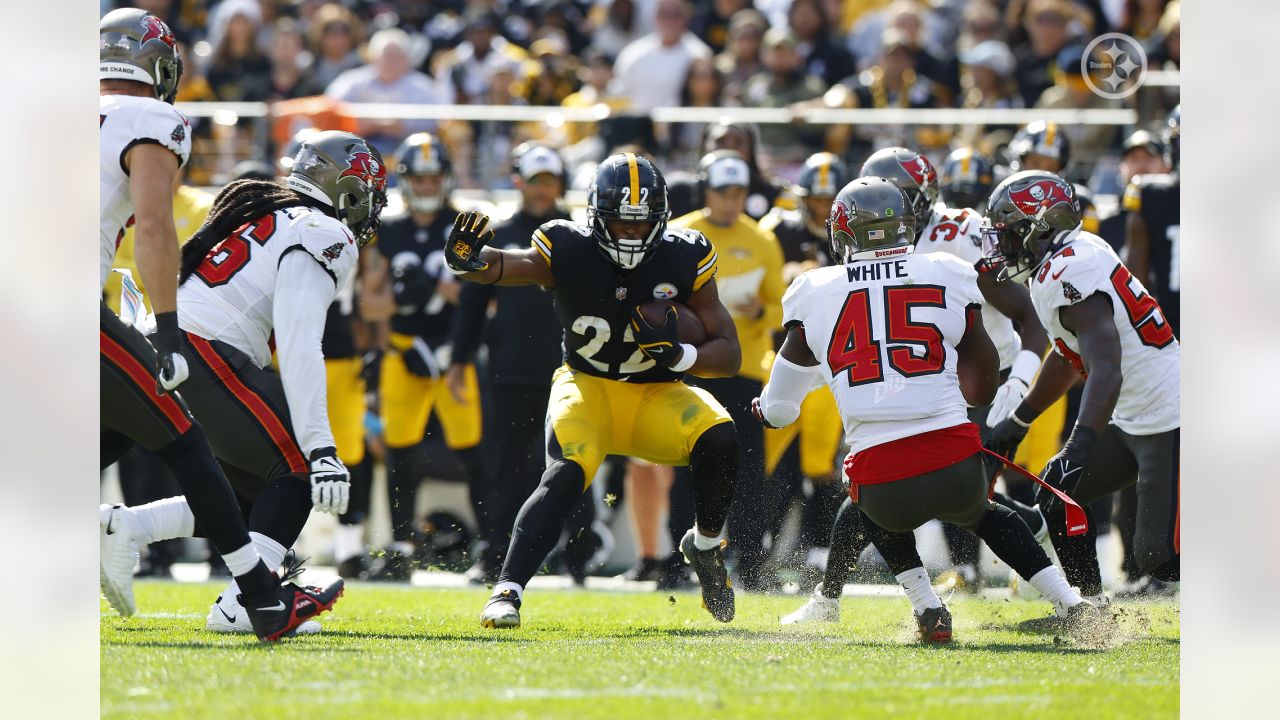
[741,29,828,164]
[666,57,727,166]
[525,34,580,107]
[1012,0,1090,107]
[957,0,1005,52]
[715,9,767,105]
[690,0,752,54]
[1148,1,1180,68]
[788,0,857,87]
[883,0,960,99]
[205,0,273,101]
[326,28,452,155]
[267,19,309,100]
[953,39,1022,149]
[613,0,711,111]
[846,0,948,73]
[303,4,364,95]
[560,49,625,150]
[587,0,657,58]
[1036,44,1121,173]
[174,41,216,103]
[434,10,529,105]
[1119,0,1174,40]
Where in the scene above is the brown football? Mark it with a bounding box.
[636,300,707,345]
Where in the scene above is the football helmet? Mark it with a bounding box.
[99,8,183,104]
[827,177,915,263]
[393,132,453,215]
[1009,120,1071,173]
[1163,105,1180,172]
[795,152,849,199]
[981,170,1081,282]
[587,153,671,270]
[286,131,389,248]
[858,147,939,233]
[939,148,996,211]
[277,127,322,176]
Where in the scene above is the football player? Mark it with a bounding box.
[1123,106,1180,335]
[109,130,387,633]
[939,148,996,213]
[1007,120,1100,234]
[446,153,743,628]
[97,8,340,640]
[984,171,1180,601]
[362,132,489,580]
[754,177,1098,642]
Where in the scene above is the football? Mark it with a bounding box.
[636,300,707,345]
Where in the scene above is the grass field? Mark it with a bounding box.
[101,580,1179,719]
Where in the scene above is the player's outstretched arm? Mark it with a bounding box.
[955,305,1001,407]
[445,210,553,287]
[753,325,819,428]
[683,278,743,378]
[1059,293,1123,432]
[127,143,181,315]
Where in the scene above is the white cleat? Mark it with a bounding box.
[479,589,522,629]
[100,504,142,617]
[206,591,321,635]
[781,586,841,625]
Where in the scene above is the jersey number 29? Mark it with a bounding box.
[826,286,947,386]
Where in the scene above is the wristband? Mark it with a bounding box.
[670,343,698,373]
[1062,424,1099,457]
[1008,349,1041,385]
[1011,401,1037,428]
[155,311,179,334]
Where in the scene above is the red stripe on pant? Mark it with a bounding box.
[100,331,193,434]
[186,333,308,474]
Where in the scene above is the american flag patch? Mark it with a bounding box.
[868,229,885,240]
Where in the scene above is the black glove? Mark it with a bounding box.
[445,211,494,275]
[391,262,437,312]
[984,403,1034,461]
[1036,425,1098,504]
[629,305,684,368]
[401,337,442,378]
[150,311,189,395]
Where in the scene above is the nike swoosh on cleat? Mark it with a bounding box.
[218,606,237,624]
[255,601,286,612]
[105,512,116,536]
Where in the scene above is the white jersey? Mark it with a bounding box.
[915,204,1021,369]
[782,247,983,455]
[178,206,359,367]
[99,94,192,291]
[1029,230,1180,435]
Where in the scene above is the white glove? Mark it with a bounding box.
[308,448,350,515]
[987,350,1042,427]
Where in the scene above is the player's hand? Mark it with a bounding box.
[984,415,1030,461]
[445,211,494,275]
[391,262,437,311]
[987,350,1040,426]
[629,305,683,368]
[308,447,350,515]
[401,338,442,378]
[446,364,469,404]
[1035,425,1097,505]
[150,312,189,394]
[750,397,777,429]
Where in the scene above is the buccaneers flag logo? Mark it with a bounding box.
[339,152,388,190]
[830,201,857,239]
[1009,180,1074,217]
[140,16,175,48]
[898,156,937,187]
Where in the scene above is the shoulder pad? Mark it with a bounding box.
[135,100,192,167]
[294,213,357,284]
[663,226,711,247]
[539,218,592,239]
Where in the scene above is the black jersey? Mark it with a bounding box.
[762,208,832,265]
[374,207,461,345]
[321,270,358,359]
[1124,173,1180,332]
[534,219,718,384]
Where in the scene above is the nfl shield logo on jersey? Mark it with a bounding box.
[616,287,627,300]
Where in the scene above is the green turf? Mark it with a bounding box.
[101,582,1178,719]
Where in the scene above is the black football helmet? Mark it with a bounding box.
[939,148,995,211]
[827,177,915,263]
[1163,105,1180,172]
[1009,120,1071,173]
[393,132,453,214]
[587,153,671,270]
[858,147,939,235]
[981,171,1081,282]
[99,8,183,104]
[796,152,849,199]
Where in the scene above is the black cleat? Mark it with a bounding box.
[336,554,370,580]
[242,552,344,642]
[916,605,953,643]
[366,548,414,582]
[627,557,663,582]
[679,529,735,622]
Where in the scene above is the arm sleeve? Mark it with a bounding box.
[758,354,820,428]
[449,280,497,365]
[274,251,340,456]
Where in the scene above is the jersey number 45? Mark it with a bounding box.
[826,286,947,386]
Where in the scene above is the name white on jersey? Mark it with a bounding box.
[783,248,983,455]
[915,205,1021,369]
[1029,230,1180,435]
[99,94,192,291]
[178,206,359,366]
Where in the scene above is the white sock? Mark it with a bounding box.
[493,581,523,603]
[333,524,365,563]
[896,567,943,613]
[226,533,289,598]
[221,543,264,579]
[692,523,725,551]
[1028,566,1084,617]
[131,497,194,544]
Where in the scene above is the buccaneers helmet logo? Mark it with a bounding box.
[339,151,388,190]
[1009,180,1074,216]
[899,156,937,187]
[831,201,857,239]
[140,16,176,48]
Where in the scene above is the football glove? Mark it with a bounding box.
[629,305,684,368]
[984,412,1031,462]
[150,311,189,394]
[987,350,1041,426]
[401,337,444,379]
[308,447,350,515]
[1037,425,1097,496]
[445,211,494,275]
[391,262,437,312]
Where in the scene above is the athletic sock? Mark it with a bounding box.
[497,460,585,588]
[693,522,726,551]
[386,446,423,544]
[896,567,943,613]
[1043,501,1103,595]
[492,581,523,603]
[222,543,264,577]
[154,425,253,557]
[688,423,737,541]
[131,496,195,543]
[1029,566,1084,617]
[226,532,288,598]
[334,523,365,563]
[820,497,872,599]
[247,476,312,558]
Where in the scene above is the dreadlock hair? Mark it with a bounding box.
[179,179,334,283]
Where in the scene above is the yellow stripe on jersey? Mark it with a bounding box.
[1122,183,1142,212]
[625,152,640,203]
[532,229,553,266]
[693,248,718,292]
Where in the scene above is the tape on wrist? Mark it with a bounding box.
[1010,349,1041,385]
[670,343,698,373]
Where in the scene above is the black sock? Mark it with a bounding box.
[456,444,491,541]
[154,426,275,599]
[972,503,1052,580]
[248,476,312,551]
[688,423,737,536]
[498,460,586,587]
[1043,499,1102,595]
[860,513,926,576]
[387,445,424,544]
[820,497,872,598]
[942,522,980,569]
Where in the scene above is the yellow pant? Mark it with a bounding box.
[764,386,842,478]
[546,365,732,484]
[324,357,367,465]
[381,334,482,450]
